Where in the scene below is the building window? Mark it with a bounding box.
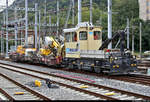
[79,31,87,40]
[72,32,77,42]
[94,31,101,40]
[147,0,149,6]
[147,9,149,14]
[146,0,149,14]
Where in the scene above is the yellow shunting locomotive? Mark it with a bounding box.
[63,22,138,75]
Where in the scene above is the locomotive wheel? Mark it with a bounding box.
[68,64,74,69]
[90,67,94,72]
[55,64,61,68]
[78,65,83,71]
[94,67,101,73]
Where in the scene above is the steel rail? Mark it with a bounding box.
[0,64,118,100]
[0,88,14,101]
[0,63,150,100]
[1,61,150,85]
[109,76,150,86]
[0,73,51,101]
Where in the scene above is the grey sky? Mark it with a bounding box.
[0,0,15,11]
[0,0,15,6]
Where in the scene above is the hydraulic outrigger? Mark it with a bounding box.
[99,30,138,75]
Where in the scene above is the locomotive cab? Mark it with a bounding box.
[64,22,102,59]
[63,22,106,71]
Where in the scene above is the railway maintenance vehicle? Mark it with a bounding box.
[10,22,138,75]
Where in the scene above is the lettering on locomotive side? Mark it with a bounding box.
[66,48,78,54]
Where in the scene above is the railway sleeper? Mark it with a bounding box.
[114,95,128,99]
[120,96,135,100]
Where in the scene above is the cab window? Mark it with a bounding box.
[72,32,77,42]
[79,31,87,40]
[94,31,101,40]
[65,33,71,42]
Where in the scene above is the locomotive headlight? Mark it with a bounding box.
[113,65,119,68]
[91,64,95,67]
[133,55,136,59]
[114,57,118,60]
[131,64,136,67]
[80,62,83,65]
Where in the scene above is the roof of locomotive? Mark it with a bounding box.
[63,22,101,33]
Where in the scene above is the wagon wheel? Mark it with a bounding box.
[91,66,95,72]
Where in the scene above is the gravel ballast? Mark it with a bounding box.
[0,67,100,100]
[0,60,150,97]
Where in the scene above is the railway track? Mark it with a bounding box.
[0,88,13,101]
[106,75,150,86]
[0,73,51,101]
[58,67,150,86]
[137,59,150,71]
[21,60,150,86]
[30,62,150,86]
[0,63,149,100]
[1,61,150,87]
[42,62,150,86]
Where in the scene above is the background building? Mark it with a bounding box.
[139,0,150,21]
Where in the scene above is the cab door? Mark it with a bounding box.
[88,29,102,50]
[78,30,88,50]
[65,32,79,58]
